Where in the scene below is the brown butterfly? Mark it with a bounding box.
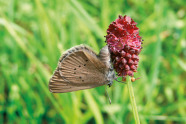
[48,45,116,93]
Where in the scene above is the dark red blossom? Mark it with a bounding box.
[106,15,142,79]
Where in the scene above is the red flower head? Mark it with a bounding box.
[106,15,143,80]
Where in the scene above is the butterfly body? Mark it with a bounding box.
[49,45,116,93]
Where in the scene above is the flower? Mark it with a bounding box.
[106,15,142,80]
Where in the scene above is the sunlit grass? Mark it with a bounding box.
[0,0,185,123]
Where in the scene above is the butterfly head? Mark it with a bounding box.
[107,66,117,87]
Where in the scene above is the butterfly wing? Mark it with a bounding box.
[49,45,109,93]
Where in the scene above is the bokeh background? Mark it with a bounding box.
[0,0,185,123]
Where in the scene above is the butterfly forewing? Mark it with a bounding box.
[49,45,109,93]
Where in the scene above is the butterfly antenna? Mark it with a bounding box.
[105,84,112,104]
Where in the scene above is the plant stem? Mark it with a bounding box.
[126,76,140,124]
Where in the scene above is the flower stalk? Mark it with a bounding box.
[126,76,140,124]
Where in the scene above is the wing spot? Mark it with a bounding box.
[79,77,82,79]
[79,65,81,67]
[86,60,88,62]
[84,64,86,66]
[74,72,76,74]
[82,80,84,82]
[74,68,76,70]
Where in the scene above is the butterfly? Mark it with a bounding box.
[48,45,116,93]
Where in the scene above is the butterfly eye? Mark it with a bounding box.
[109,67,113,71]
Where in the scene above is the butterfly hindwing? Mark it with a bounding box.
[49,69,104,93]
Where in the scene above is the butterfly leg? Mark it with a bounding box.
[115,79,126,84]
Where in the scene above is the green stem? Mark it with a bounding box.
[126,76,140,124]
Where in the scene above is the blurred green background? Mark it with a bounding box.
[0,0,185,123]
